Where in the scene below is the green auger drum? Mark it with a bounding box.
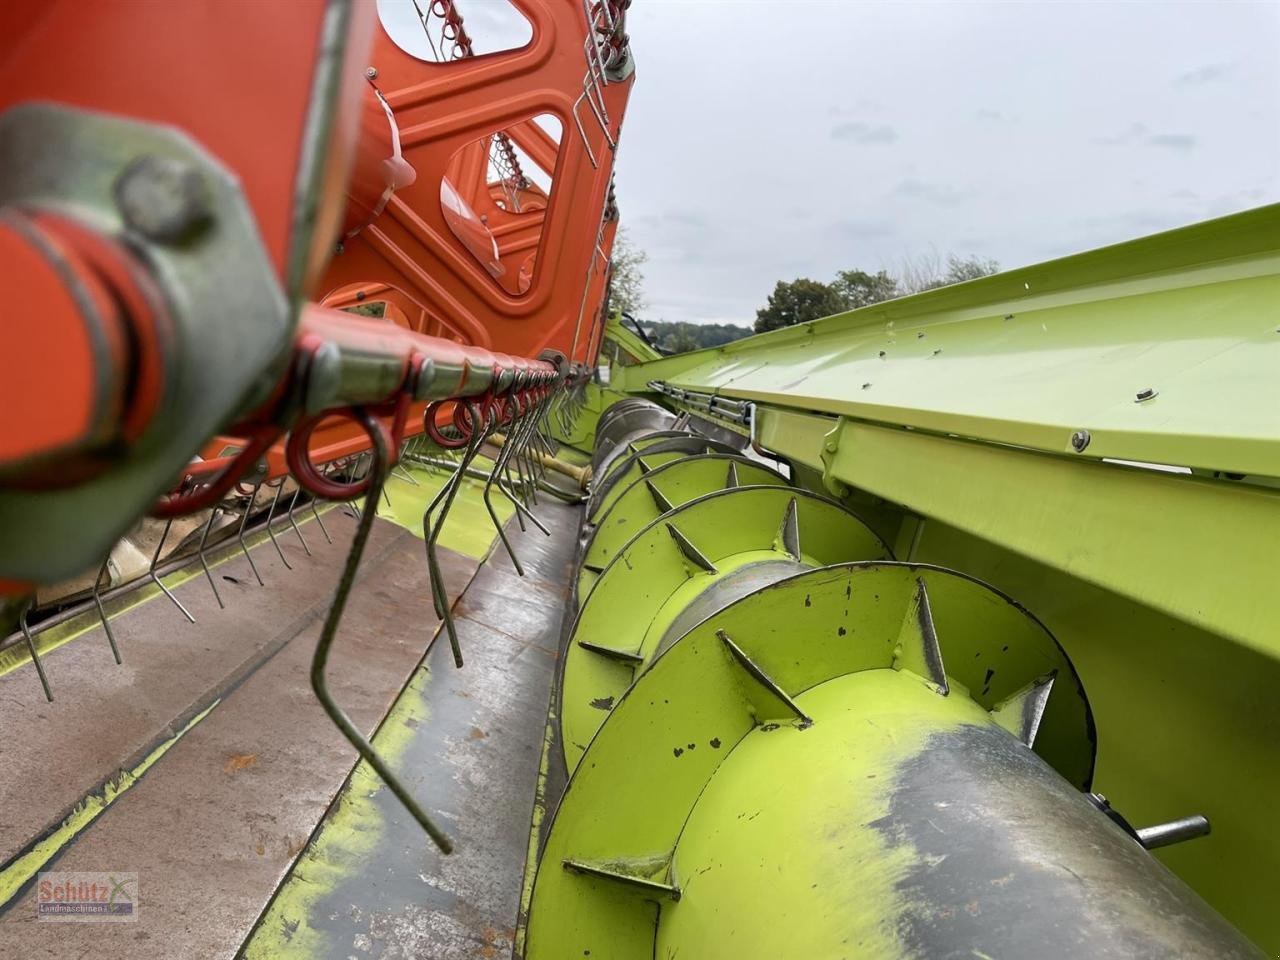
[525,398,1264,960]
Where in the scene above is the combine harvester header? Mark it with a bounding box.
[0,2,1275,958]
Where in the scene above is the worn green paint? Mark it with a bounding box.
[655,672,970,960]
[912,519,1280,953]
[0,700,218,910]
[513,700,558,959]
[376,459,513,561]
[561,486,893,770]
[242,660,439,959]
[529,564,1082,959]
[241,465,509,958]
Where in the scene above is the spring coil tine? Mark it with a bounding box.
[198,506,225,609]
[286,489,312,557]
[264,479,293,571]
[237,473,267,586]
[479,405,526,572]
[312,497,333,545]
[422,401,489,667]
[91,554,123,664]
[496,403,529,534]
[148,516,196,623]
[309,407,454,854]
[496,399,551,536]
[19,601,53,702]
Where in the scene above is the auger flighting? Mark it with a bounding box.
[524,397,1263,960]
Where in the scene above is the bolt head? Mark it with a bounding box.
[1070,429,1091,452]
[365,66,379,79]
[114,154,211,244]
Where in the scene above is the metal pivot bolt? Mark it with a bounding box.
[1070,429,1091,452]
[114,153,212,244]
[365,66,378,79]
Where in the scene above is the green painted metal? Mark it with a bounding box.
[909,517,1280,951]
[586,433,742,522]
[579,454,788,590]
[593,207,1280,951]
[613,204,1280,479]
[528,564,1113,960]
[376,460,513,561]
[756,409,1280,661]
[560,485,892,769]
[601,313,663,367]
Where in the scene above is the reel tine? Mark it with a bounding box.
[501,403,552,535]
[237,473,267,585]
[264,478,293,570]
[198,505,225,609]
[393,439,420,485]
[311,498,332,545]
[309,407,454,855]
[496,422,528,533]
[422,403,490,667]
[149,516,196,623]
[91,554,123,664]
[19,601,53,702]
[481,409,526,571]
[286,489,312,556]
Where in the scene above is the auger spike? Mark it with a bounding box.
[665,522,717,574]
[562,858,681,901]
[576,639,643,665]
[892,576,949,694]
[718,629,812,725]
[777,496,801,560]
[725,459,740,488]
[990,671,1057,747]
[645,479,674,515]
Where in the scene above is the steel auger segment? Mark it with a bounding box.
[561,484,894,771]
[579,453,790,589]
[527,563,1262,960]
[584,432,746,523]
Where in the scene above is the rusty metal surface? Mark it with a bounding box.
[0,513,479,959]
[238,499,580,959]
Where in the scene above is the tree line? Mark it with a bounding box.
[607,228,1000,352]
[753,254,999,334]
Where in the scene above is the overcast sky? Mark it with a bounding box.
[384,1,1279,327]
[610,1,1280,326]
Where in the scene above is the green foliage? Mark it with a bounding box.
[939,254,1001,285]
[754,254,999,333]
[753,278,849,334]
[608,227,648,315]
[341,301,386,318]
[834,269,899,308]
[641,320,752,354]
